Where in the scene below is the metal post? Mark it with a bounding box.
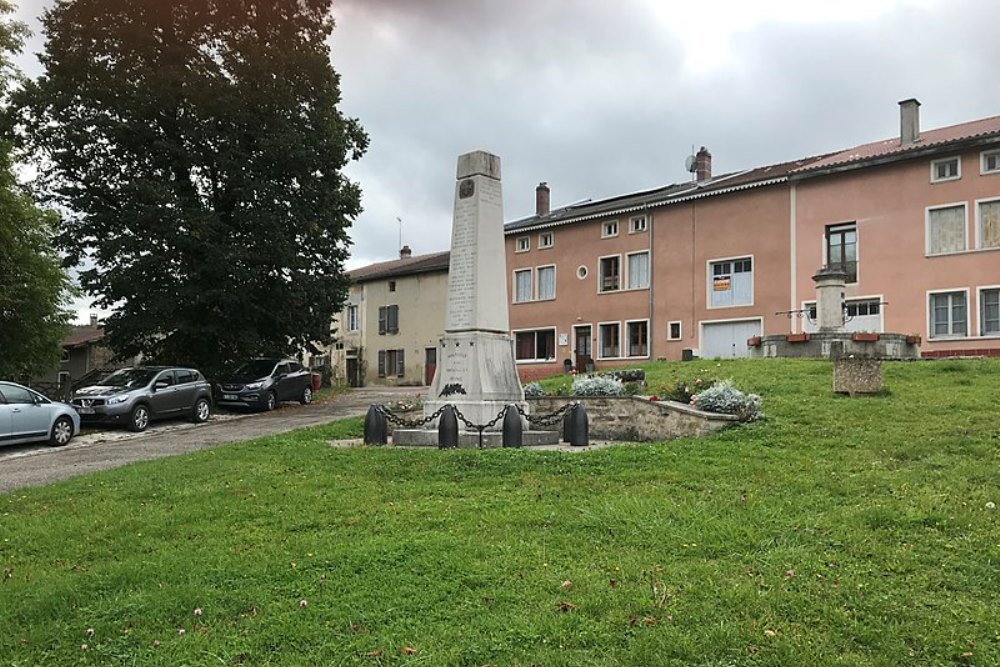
[569,402,589,447]
[502,405,522,448]
[438,404,459,449]
[363,405,387,445]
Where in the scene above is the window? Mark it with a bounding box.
[926,204,967,254]
[378,305,399,334]
[930,156,960,182]
[977,199,1000,249]
[176,370,196,384]
[388,280,396,292]
[538,232,553,249]
[981,288,1000,336]
[598,323,620,358]
[378,349,405,377]
[599,256,620,292]
[602,220,619,238]
[629,215,647,233]
[626,321,648,357]
[826,223,857,283]
[626,251,650,289]
[513,269,532,303]
[576,265,588,280]
[846,300,881,317]
[982,149,1000,175]
[668,321,682,341]
[514,329,555,361]
[60,349,70,362]
[347,305,358,332]
[929,291,967,338]
[516,236,530,253]
[709,257,753,307]
[0,384,35,404]
[537,265,556,300]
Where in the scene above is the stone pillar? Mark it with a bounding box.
[812,267,848,332]
[423,150,525,428]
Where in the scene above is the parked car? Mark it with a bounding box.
[71,366,213,432]
[0,381,81,447]
[215,358,313,411]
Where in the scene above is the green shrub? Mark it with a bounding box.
[663,375,719,403]
[572,375,626,396]
[692,379,762,422]
[523,382,547,397]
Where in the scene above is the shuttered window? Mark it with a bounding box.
[978,200,1000,249]
[927,205,966,254]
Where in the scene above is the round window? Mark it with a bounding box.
[576,265,588,280]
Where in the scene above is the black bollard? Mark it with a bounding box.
[569,402,589,447]
[502,405,523,448]
[363,404,387,445]
[438,405,459,449]
[562,407,573,443]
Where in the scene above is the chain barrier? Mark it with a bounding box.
[515,402,577,427]
[376,403,447,429]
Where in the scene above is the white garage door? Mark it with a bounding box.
[700,320,762,359]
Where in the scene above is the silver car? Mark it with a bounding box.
[0,381,81,447]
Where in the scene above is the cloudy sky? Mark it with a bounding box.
[11,0,1000,320]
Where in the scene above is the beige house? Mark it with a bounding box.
[330,247,449,387]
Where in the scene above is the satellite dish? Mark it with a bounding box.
[685,154,696,172]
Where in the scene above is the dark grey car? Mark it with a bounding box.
[71,367,213,432]
[215,358,313,411]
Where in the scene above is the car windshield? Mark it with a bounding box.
[99,368,158,388]
[233,360,278,378]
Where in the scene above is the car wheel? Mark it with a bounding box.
[300,385,312,405]
[192,397,211,423]
[129,404,150,432]
[264,391,277,411]
[49,416,74,447]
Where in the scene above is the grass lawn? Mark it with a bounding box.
[2,358,999,666]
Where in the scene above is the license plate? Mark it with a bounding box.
[77,407,95,414]
[223,394,238,401]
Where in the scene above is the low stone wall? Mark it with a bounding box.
[750,332,920,360]
[527,396,739,442]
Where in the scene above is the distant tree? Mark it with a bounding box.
[0,0,74,381]
[15,0,368,378]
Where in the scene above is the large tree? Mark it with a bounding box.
[0,0,74,381]
[16,0,368,378]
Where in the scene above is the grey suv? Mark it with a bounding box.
[71,367,213,432]
[215,358,313,411]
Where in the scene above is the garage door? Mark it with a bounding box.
[700,320,762,359]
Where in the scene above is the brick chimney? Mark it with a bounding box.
[694,146,712,182]
[535,182,550,217]
[899,98,921,145]
[399,245,412,259]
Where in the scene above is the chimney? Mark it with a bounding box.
[899,98,921,145]
[694,146,712,182]
[535,181,550,217]
[89,314,98,327]
[399,245,412,259]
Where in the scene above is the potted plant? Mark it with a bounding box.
[747,335,762,347]
[785,333,810,343]
[851,332,879,342]
[905,334,921,345]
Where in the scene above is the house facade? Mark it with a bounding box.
[329,247,449,387]
[505,100,1000,380]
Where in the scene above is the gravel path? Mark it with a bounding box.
[0,386,421,493]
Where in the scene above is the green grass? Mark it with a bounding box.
[2,359,1000,666]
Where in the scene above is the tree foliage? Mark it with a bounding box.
[15,0,368,378]
[0,1,74,381]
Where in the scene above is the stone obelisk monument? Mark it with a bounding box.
[422,150,525,427]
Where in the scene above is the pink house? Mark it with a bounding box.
[505,100,1000,379]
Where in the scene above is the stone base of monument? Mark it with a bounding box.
[750,332,919,360]
[390,428,560,448]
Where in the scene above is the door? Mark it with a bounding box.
[2,384,50,441]
[346,357,360,387]
[173,369,198,412]
[150,370,183,415]
[424,348,437,386]
[573,325,592,372]
[700,320,762,359]
[273,362,293,401]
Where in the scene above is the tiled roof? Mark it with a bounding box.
[505,154,831,234]
[63,324,104,349]
[349,250,450,283]
[793,114,1000,174]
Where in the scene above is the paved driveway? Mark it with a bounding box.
[0,386,421,494]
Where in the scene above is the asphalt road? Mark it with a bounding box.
[0,386,421,494]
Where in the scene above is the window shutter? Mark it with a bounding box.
[378,350,386,377]
[388,305,399,333]
[396,349,405,376]
[378,306,386,335]
[980,201,1000,249]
